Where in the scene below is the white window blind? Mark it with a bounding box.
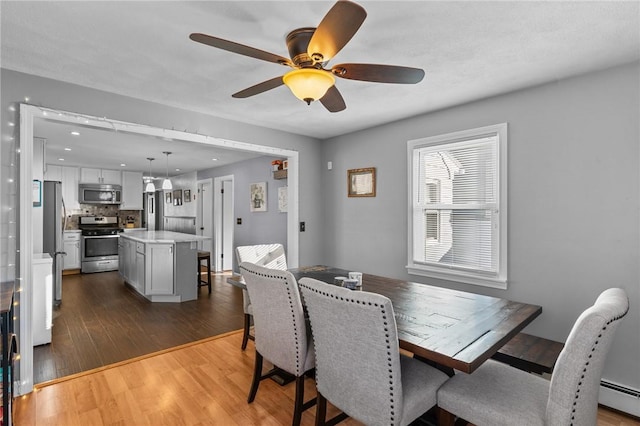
[407,124,507,288]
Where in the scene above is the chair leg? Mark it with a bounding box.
[241,313,251,350]
[292,375,306,426]
[437,407,456,426]
[316,392,327,426]
[206,256,211,294]
[248,351,263,403]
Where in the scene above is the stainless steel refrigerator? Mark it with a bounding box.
[42,180,64,305]
[144,190,165,231]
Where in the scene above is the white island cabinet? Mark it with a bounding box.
[118,231,210,302]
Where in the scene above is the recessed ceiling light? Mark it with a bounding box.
[64,148,71,151]
[120,163,126,167]
[212,158,218,161]
[24,97,30,102]
[58,158,64,161]
[175,168,181,172]
[70,131,80,136]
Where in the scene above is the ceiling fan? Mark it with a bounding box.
[189,0,425,112]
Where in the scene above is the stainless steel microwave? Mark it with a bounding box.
[78,184,122,205]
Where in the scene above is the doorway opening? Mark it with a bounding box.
[19,104,299,395]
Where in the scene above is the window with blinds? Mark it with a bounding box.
[407,123,508,288]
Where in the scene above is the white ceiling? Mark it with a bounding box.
[2,1,639,173]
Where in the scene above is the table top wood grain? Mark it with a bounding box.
[229,265,542,374]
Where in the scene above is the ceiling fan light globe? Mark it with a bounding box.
[145,182,156,193]
[283,69,335,103]
[162,179,173,190]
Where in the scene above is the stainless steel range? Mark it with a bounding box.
[79,216,121,273]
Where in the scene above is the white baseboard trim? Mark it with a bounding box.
[599,380,640,417]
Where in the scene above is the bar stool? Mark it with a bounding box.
[197,251,212,294]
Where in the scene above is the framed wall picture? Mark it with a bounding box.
[348,167,376,197]
[278,186,288,213]
[165,191,172,204]
[250,182,267,212]
[173,189,183,206]
[184,189,191,202]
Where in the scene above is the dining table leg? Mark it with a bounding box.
[413,354,455,377]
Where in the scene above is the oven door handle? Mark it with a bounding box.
[82,234,120,239]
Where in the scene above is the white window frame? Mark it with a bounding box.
[407,123,508,289]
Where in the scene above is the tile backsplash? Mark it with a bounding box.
[65,204,142,229]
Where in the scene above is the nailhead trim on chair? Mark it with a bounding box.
[239,265,304,375]
[569,308,629,425]
[299,282,398,425]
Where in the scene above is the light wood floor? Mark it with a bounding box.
[14,331,640,426]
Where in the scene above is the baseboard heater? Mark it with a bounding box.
[599,380,640,417]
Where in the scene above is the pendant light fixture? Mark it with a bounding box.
[162,151,173,190]
[145,157,156,193]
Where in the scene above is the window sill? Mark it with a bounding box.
[406,265,507,290]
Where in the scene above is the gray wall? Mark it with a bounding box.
[0,69,18,285]
[198,155,288,270]
[321,62,640,390]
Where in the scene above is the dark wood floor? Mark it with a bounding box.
[33,270,245,384]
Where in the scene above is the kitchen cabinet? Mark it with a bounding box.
[120,171,143,210]
[80,167,122,185]
[62,231,81,270]
[135,246,145,294]
[119,231,209,302]
[146,243,174,295]
[44,165,80,210]
[118,237,136,286]
[44,164,62,181]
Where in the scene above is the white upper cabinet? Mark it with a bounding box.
[120,171,143,210]
[80,167,122,185]
[62,166,80,210]
[45,164,80,210]
[44,164,63,182]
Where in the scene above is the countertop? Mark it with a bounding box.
[119,230,211,244]
[121,227,147,232]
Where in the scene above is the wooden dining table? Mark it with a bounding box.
[228,265,542,374]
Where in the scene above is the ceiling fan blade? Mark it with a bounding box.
[331,63,425,84]
[307,0,367,63]
[232,77,284,98]
[320,85,346,112]
[190,33,293,67]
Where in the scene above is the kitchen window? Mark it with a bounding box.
[407,123,508,289]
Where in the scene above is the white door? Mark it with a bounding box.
[197,179,214,257]
[213,175,234,272]
[222,180,234,271]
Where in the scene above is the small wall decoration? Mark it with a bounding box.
[250,182,267,212]
[184,189,191,202]
[278,186,288,213]
[165,191,172,204]
[173,189,183,206]
[348,167,376,197]
[32,180,42,207]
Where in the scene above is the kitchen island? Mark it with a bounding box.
[118,231,211,302]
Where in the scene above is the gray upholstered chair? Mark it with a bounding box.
[437,287,629,426]
[235,243,287,350]
[298,277,450,426]
[238,261,314,426]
